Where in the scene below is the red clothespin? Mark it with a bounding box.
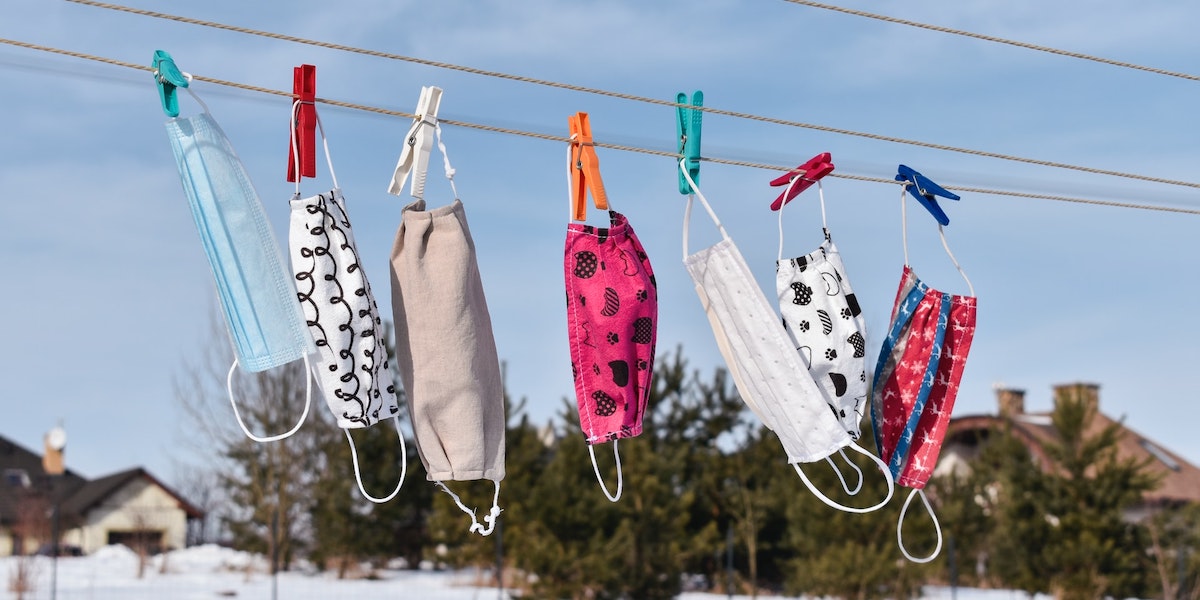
[286,64,317,183]
[568,112,608,221]
[769,152,835,211]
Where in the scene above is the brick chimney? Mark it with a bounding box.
[1052,382,1100,414]
[995,387,1026,416]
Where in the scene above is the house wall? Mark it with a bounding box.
[62,478,189,555]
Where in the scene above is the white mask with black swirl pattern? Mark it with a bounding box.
[286,98,407,504]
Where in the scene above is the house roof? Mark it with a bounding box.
[61,467,204,520]
[0,435,88,525]
[0,434,204,525]
[945,410,1200,504]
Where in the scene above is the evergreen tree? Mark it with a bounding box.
[780,420,928,600]
[989,390,1161,599]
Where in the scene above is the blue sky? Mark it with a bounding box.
[4,0,1200,484]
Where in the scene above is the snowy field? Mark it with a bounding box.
[2,544,1053,599]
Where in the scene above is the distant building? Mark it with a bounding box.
[0,434,203,557]
[938,382,1200,517]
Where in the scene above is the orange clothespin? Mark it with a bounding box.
[286,64,317,183]
[568,112,608,221]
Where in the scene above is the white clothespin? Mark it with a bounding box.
[388,85,444,199]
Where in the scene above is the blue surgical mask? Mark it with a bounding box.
[165,89,315,441]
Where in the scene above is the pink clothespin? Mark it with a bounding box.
[769,152,834,211]
[286,64,317,183]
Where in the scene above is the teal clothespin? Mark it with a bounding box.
[676,90,703,194]
[152,50,189,117]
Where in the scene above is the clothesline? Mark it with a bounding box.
[3,36,1200,217]
[779,0,1200,82]
[60,0,1200,192]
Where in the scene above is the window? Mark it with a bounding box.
[1140,439,1181,471]
[3,468,30,488]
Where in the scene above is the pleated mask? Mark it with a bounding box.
[774,177,870,483]
[871,176,978,562]
[162,74,315,444]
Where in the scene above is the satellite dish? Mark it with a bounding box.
[46,426,67,451]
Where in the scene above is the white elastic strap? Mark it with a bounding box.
[792,442,895,514]
[825,448,864,496]
[679,158,730,261]
[433,123,461,201]
[897,488,943,563]
[776,175,829,261]
[937,225,975,297]
[435,480,502,537]
[587,440,624,503]
[290,100,339,197]
[344,415,408,504]
[900,184,910,266]
[567,135,578,221]
[182,82,213,115]
[387,86,442,198]
[225,355,312,443]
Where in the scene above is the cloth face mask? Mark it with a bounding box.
[388,97,505,536]
[562,113,658,504]
[165,88,314,443]
[288,100,406,504]
[680,162,892,513]
[775,183,868,442]
[870,186,978,563]
[564,211,659,501]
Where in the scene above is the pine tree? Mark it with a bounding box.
[989,390,1161,599]
[781,419,928,600]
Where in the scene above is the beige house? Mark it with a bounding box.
[0,435,202,556]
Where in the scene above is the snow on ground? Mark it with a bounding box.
[3,544,1054,599]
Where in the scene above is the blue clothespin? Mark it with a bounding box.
[152,50,189,118]
[676,90,703,194]
[896,165,960,226]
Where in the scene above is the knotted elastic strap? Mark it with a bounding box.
[435,480,503,537]
[388,86,444,199]
[289,99,340,197]
[826,448,864,496]
[776,176,829,261]
[226,355,313,443]
[679,158,731,261]
[344,415,408,504]
[897,488,943,563]
[588,440,624,503]
[792,442,895,514]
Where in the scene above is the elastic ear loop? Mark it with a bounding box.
[290,99,340,198]
[900,185,975,297]
[567,134,580,221]
[433,123,461,201]
[897,488,943,563]
[343,415,408,504]
[826,448,864,495]
[679,158,730,261]
[792,442,894,514]
[226,355,313,443]
[776,175,828,261]
[588,440,624,503]
[435,480,502,537]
